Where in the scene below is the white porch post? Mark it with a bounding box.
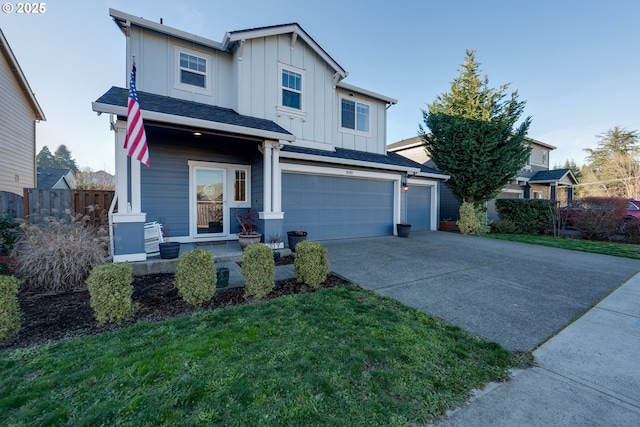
[263,141,273,213]
[272,143,282,213]
[111,119,146,262]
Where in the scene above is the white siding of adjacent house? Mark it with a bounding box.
[0,47,37,195]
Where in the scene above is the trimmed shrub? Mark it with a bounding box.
[0,275,21,339]
[495,199,554,235]
[174,249,217,307]
[572,197,627,241]
[87,262,137,325]
[294,241,329,289]
[457,202,489,235]
[242,243,275,300]
[489,219,518,234]
[13,216,109,292]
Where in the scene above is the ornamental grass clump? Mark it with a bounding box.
[241,243,274,300]
[0,275,21,339]
[13,215,109,292]
[174,249,217,307]
[87,263,137,325]
[294,240,329,289]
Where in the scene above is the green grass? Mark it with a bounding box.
[487,233,640,259]
[0,286,511,426]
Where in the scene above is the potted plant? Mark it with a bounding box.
[396,223,411,238]
[159,225,180,259]
[235,209,261,250]
[208,206,223,233]
[267,233,284,262]
[287,229,307,251]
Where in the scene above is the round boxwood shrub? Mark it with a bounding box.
[294,241,329,289]
[0,275,21,340]
[174,249,217,307]
[87,262,137,325]
[241,243,274,300]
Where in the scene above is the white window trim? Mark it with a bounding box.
[174,46,213,96]
[339,95,372,136]
[276,63,306,119]
[188,161,252,239]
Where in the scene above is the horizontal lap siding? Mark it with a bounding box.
[141,139,255,237]
[407,185,431,231]
[282,173,394,240]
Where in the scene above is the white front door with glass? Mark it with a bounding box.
[189,161,251,239]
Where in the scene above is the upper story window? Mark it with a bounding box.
[281,69,302,110]
[174,47,212,96]
[341,98,370,133]
[180,53,206,88]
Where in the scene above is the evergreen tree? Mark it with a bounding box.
[53,144,79,173]
[583,126,639,169]
[36,146,59,168]
[419,50,531,205]
[581,126,640,198]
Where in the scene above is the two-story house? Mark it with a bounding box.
[0,28,46,202]
[93,9,448,262]
[388,136,578,222]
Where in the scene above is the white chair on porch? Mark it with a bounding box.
[144,221,164,257]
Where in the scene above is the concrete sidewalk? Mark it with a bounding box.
[434,272,640,426]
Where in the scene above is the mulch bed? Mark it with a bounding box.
[0,272,350,353]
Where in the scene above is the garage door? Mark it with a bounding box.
[282,173,394,240]
[407,185,432,231]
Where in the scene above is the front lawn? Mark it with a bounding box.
[487,233,640,259]
[0,285,511,426]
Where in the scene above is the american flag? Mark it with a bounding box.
[124,65,150,166]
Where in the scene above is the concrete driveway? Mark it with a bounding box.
[321,231,640,352]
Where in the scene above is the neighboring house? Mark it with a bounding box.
[36,168,77,189]
[93,9,448,262]
[388,136,578,221]
[0,28,46,197]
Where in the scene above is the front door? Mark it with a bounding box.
[193,167,226,236]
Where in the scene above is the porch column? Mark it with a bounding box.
[110,119,146,262]
[263,141,272,213]
[272,143,282,213]
[259,140,284,241]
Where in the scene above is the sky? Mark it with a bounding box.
[1,0,639,173]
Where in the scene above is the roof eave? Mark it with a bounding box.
[337,82,397,105]
[109,8,225,51]
[92,101,295,142]
[280,150,421,174]
[225,23,347,78]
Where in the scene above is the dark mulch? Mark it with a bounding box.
[0,272,350,353]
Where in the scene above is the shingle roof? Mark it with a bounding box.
[94,87,293,136]
[529,168,578,184]
[37,168,72,189]
[281,145,447,178]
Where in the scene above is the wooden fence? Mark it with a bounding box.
[0,191,23,218]
[23,189,115,226]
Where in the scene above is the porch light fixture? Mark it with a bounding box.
[193,132,202,136]
[401,180,409,191]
